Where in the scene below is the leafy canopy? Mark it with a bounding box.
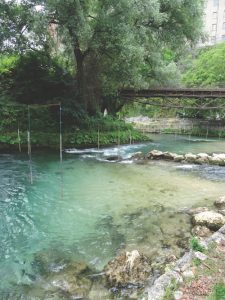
[183,43,225,87]
[0,0,204,113]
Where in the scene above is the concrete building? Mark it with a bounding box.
[204,0,225,44]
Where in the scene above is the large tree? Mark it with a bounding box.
[1,0,204,113]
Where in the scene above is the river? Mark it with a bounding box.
[0,134,225,298]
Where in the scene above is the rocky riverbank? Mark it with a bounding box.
[10,196,225,300]
[145,197,225,300]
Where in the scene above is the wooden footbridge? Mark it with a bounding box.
[120,88,225,110]
[120,88,225,99]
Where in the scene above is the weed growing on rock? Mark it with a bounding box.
[190,237,205,253]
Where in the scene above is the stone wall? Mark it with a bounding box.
[125,116,225,134]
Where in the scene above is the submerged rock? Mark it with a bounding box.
[131,152,145,160]
[23,259,93,299]
[187,207,209,215]
[43,262,92,298]
[184,153,197,163]
[192,211,225,230]
[191,225,212,238]
[214,196,225,210]
[33,248,70,275]
[104,250,151,288]
[104,155,123,161]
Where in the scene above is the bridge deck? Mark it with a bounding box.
[120,88,225,99]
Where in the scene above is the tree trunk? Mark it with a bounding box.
[74,48,87,110]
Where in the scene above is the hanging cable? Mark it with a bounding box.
[27,105,33,184]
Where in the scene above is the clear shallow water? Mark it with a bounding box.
[0,134,225,297]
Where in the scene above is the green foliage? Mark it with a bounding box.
[0,51,74,105]
[183,43,225,87]
[0,104,148,149]
[190,237,205,253]
[0,129,148,149]
[208,283,225,300]
[0,0,204,113]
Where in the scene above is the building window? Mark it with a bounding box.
[213,12,218,20]
[213,0,219,7]
[212,24,217,31]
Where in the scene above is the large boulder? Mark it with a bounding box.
[173,155,184,162]
[196,153,209,164]
[185,153,197,163]
[197,153,209,159]
[147,150,164,159]
[192,211,225,231]
[104,250,151,288]
[212,153,225,160]
[161,152,177,160]
[214,196,225,210]
[209,154,225,166]
[147,150,178,161]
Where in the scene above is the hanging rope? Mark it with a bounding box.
[17,122,21,153]
[117,113,121,156]
[59,103,64,201]
[27,105,33,184]
[97,125,100,150]
[59,103,63,164]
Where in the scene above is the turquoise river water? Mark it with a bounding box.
[0,134,225,298]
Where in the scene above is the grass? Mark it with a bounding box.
[162,279,178,300]
[208,283,225,300]
[190,237,205,253]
